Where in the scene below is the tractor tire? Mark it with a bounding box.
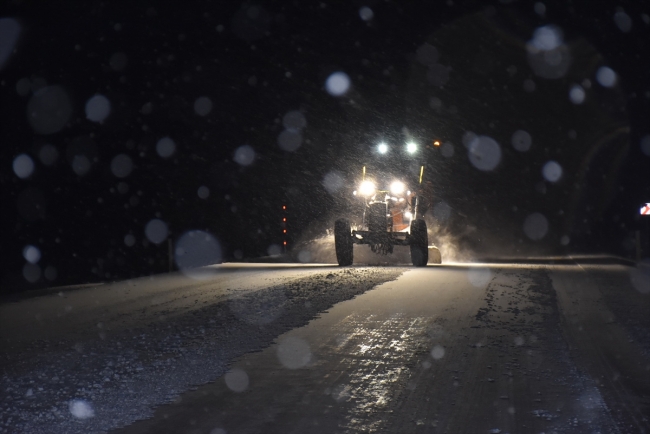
[410,219,428,267]
[334,219,353,266]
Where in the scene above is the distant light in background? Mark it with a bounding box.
[197,185,210,199]
[440,142,454,158]
[613,9,632,33]
[325,71,351,96]
[68,399,95,420]
[110,154,133,178]
[224,368,249,392]
[23,245,41,264]
[0,18,21,70]
[145,219,168,244]
[156,137,176,158]
[194,96,213,116]
[85,94,111,123]
[109,52,128,71]
[27,85,72,134]
[377,142,388,154]
[277,129,302,152]
[406,142,417,154]
[174,230,222,278]
[13,154,35,179]
[323,171,344,194]
[468,136,501,171]
[38,144,59,166]
[523,213,549,240]
[124,234,136,247]
[233,144,255,166]
[359,6,374,21]
[569,84,585,104]
[542,161,563,182]
[511,130,532,152]
[641,135,650,156]
[596,66,617,87]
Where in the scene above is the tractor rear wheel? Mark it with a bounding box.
[334,219,353,266]
[410,219,428,267]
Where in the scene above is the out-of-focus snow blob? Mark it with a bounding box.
[511,130,532,152]
[514,336,525,346]
[124,234,136,247]
[614,10,632,33]
[523,212,548,240]
[38,144,59,166]
[526,25,571,79]
[325,72,351,96]
[85,94,111,123]
[433,201,451,222]
[417,43,439,66]
[13,154,35,179]
[231,3,271,42]
[542,161,562,182]
[277,336,312,369]
[359,6,374,21]
[194,96,213,116]
[430,345,445,360]
[282,111,307,130]
[467,267,492,287]
[297,250,311,263]
[72,155,91,176]
[23,245,41,264]
[156,137,176,158]
[224,368,249,392]
[145,219,168,244]
[641,135,650,157]
[174,230,222,277]
[462,131,477,148]
[523,79,536,92]
[109,52,127,71]
[69,399,95,419]
[468,135,501,171]
[44,265,57,281]
[17,187,46,221]
[440,142,454,158]
[110,154,133,178]
[267,244,282,256]
[629,263,650,294]
[323,171,344,194]
[277,129,302,152]
[534,2,546,16]
[27,85,72,134]
[0,18,21,70]
[16,77,31,96]
[569,84,585,104]
[560,235,570,246]
[198,185,210,199]
[596,66,617,88]
[210,429,226,434]
[23,263,41,283]
[233,144,255,166]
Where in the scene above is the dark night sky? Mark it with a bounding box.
[1,0,649,292]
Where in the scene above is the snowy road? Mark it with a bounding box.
[2,263,650,433]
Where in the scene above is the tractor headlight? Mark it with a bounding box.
[359,180,376,197]
[390,181,405,195]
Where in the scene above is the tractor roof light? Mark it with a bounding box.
[359,180,376,197]
[406,142,417,154]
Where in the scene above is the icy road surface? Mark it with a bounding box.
[2,263,650,433]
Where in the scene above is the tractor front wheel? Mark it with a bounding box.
[334,219,353,266]
[410,219,428,267]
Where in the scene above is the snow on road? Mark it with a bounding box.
[0,265,405,434]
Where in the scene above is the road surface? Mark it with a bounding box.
[2,262,650,433]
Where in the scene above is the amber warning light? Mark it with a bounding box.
[433,140,441,147]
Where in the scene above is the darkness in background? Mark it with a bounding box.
[1,0,649,292]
